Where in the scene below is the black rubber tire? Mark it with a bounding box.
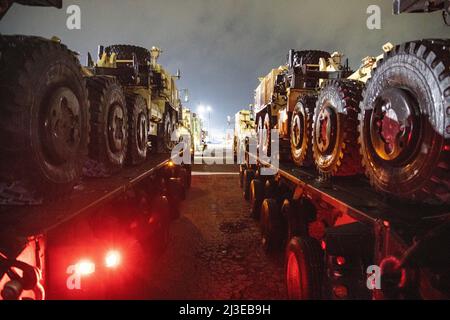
[85,76,128,176]
[104,44,151,66]
[126,94,148,165]
[291,94,317,167]
[233,137,238,163]
[281,199,301,243]
[0,36,89,199]
[286,198,317,241]
[243,169,255,201]
[140,195,171,257]
[285,236,324,300]
[239,165,245,188]
[249,179,264,219]
[359,40,450,204]
[166,177,183,220]
[157,109,174,153]
[185,165,192,189]
[264,178,277,199]
[260,198,283,253]
[313,79,364,177]
[178,167,187,200]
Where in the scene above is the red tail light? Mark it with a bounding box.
[105,250,121,269]
[75,260,95,276]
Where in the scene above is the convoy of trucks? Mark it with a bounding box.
[0,0,449,301]
[242,0,450,300]
[0,0,189,203]
[0,0,191,299]
[233,109,256,161]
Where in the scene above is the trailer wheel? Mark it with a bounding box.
[148,195,171,257]
[126,94,148,165]
[264,178,277,199]
[249,179,264,219]
[85,76,128,176]
[286,237,324,300]
[291,94,317,167]
[281,199,302,241]
[313,79,364,177]
[260,198,283,252]
[166,177,183,220]
[239,165,245,188]
[243,169,255,200]
[184,165,192,189]
[359,40,450,204]
[0,36,89,200]
[157,109,174,153]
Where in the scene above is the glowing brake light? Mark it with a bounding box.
[75,260,96,276]
[105,250,121,268]
[336,256,346,266]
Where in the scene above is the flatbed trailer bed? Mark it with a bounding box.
[275,161,450,238]
[0,153,173,257]
[0,153,190,299]
[242,154,450,299]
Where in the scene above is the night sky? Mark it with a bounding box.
[1,0,449,138]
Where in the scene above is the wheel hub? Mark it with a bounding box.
[137,113,147,150]
[316,105,336,154]
[291,114,303,148]
[108,104,126,152]
[370,88,419,162]
[42,87,81,163]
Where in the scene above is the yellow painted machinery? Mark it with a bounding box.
[0,0,91,202]
[233,110,256,159]
[253,50,351,163]
[82,44,184,176]
[177,107,205,155]
[253,0,450,205]
[0,1,188,201]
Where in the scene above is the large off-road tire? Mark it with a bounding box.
[313,79,364,177]
[285,236,324,300]
[291,94,317,167]
[157,109,174,153]
[0,36,89,201]
[85,76,128,176]
[104,44,151,66]
[260,198,284,253]
[126,94,148,165]
[359,40,450,204]
[243,169,255,201]
[249,179,264,219]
